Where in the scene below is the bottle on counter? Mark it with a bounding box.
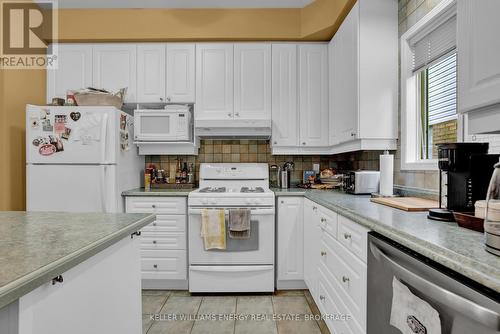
[187,163,194,184]
[175,160,182,184]
[181,162,188,183]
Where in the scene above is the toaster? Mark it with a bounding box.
[343,171,380,194]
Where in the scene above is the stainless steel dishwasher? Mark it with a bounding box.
[368,232,500,334]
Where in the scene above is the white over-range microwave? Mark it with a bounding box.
[134,105,192,142]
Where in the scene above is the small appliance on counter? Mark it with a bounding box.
[277,161,294,189]
[485,161,500,256]
[428,142,499,222]
[343,171,380,194]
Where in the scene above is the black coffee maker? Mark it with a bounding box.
[428,143,499,222]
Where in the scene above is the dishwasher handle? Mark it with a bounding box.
[369,241,500,330]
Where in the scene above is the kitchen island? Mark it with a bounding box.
[0,212,154,334]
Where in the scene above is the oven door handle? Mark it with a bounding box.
[188,208,275,215]
[369,242,500,330]
[190,265,273,273]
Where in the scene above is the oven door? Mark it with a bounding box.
[134,111,188,141]
[188,207,275,265]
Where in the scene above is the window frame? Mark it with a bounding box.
[400,0,458,171]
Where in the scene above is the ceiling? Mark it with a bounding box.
[44,0,315,9]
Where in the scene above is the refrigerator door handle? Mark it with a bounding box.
[100,113,109,164]
[100,165,107,213]
[369,242,500,330]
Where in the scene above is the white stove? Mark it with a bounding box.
[188,163,275,293]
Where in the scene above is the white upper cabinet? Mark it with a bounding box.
[458,0,500,133]
[271,44,298,147]
[234,44,271,120]
[47,44,92,103]
[299,44,329,147]
[93,44,137,102]
[166,44,195,103]
[137,44,166,103]
[330,4,358,145]
[196,44,234,120]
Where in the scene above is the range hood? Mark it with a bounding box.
[195,119,272,139]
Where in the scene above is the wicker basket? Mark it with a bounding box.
[74,89,125,109]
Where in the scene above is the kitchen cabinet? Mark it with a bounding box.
[93,44,137,103]
[234,44,271,120]
[47,44,92,103]
[328,0,398,152]
[166,43,195,103]
[271,44,298,147]
[137,44,166,103]
[195,44,234,120]
[125,196,188,289]
[299,44,329,147]
[17,236,141,334]
[277,197,305,289]
[458,0,500,134]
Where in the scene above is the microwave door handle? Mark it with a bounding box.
[369,242,500,330]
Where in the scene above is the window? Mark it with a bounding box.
[400,0,458,170]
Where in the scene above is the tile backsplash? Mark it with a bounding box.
[145,140,384,185]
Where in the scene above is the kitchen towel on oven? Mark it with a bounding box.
[390,277,441,334]
[228,209,251,239]
[201,208,226,250]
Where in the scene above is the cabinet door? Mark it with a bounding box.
[303,200,316,291]
[196,44,234,120]
[47,44,92,102]
[93,44,137,102]
[234,43,271,120]
[137,44,166,103]
[271,44,298,147]
[299,44,329,147]
[166,43,195,103]
[277,197,304,281]
[332,4,359,144]
[458,0,500,113]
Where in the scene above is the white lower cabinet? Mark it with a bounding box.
[277,197,305,289]
[17,236,142,334]
[281,196,369,334]
[125,196,188,290]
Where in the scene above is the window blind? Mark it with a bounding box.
[410,16,456,72]
[427,52,457,125]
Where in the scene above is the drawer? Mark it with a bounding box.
[337,215,369,262]
[320,232,367,329]
[141,232,186,250]
[141,215,186,233]
[141,250,187,280]
[126,197,186,214]
[318,266,365,334]
[318,205,338,238]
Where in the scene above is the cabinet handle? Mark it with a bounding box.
[320,218,326,223]
[281,200,284,204]
[167,97,171,102]
[273,141,277,145]
[153,240,157,244]
[152,222,157,226]
[319,295,325,301]
[228,113,232,117]
[350,132,356,137]
[342,276,350,283]
[235,113,240,117]
[344,233,352,240]
[160,97,164,102]
[51,275,64,285]
[313,206,317,210]
[153,264,158,269]
[130,231,141,239]
[302,142,306,145]
[152,204,156,209]
[321,251,327,256]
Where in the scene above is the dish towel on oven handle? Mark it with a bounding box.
[390,276,441,334]
[228,208,251,239]
[200,208,226,250]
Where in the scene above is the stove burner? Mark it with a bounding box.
[199,187,226,193]
[241,187,264,193]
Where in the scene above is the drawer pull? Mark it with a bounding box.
[51,275,64,285]
[320,251,327,256]
[320,218,326,223]
[342,276,350,283]
[319,295,325,301]
[313,206,317,211]
[152,222,157,226]
[343,233,352,240]
[153,264,158,269]
[152,204,156,209]
[153,240,157,244]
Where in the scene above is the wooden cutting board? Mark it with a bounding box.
[370,197,439,212]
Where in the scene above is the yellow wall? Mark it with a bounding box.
[1,0,353,210]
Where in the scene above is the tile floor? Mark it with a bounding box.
[142,290,330,334]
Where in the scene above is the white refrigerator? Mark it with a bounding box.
[26,104,144,213]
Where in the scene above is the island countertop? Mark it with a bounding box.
[0,212,154,310]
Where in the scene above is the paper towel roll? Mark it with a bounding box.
[380,151,394,196]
